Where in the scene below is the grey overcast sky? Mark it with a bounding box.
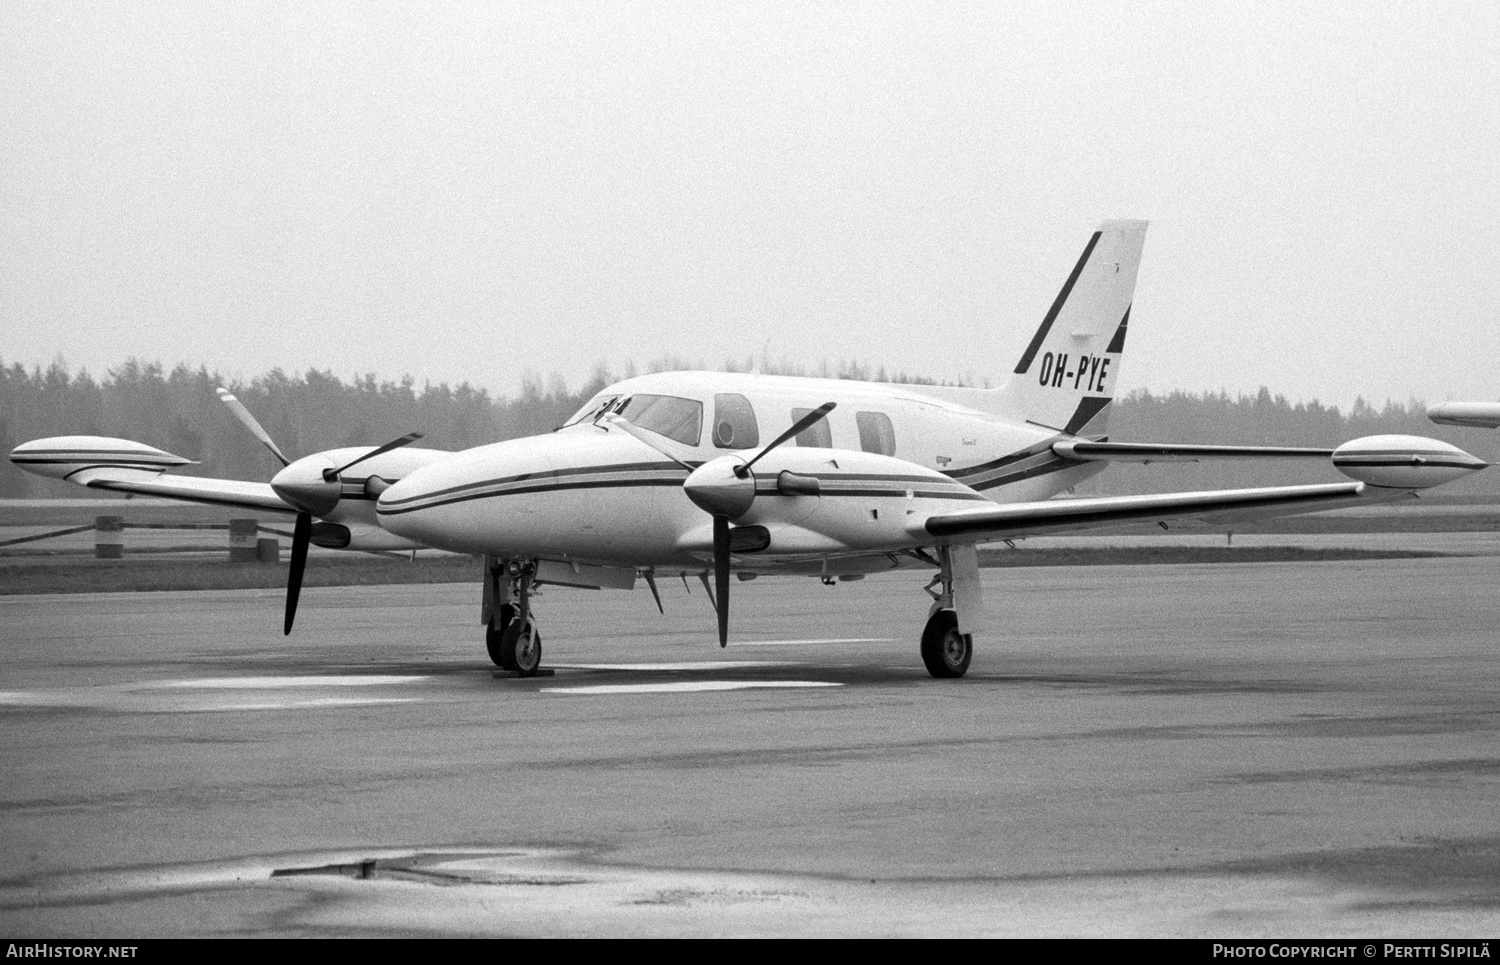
[2,1,1497,409]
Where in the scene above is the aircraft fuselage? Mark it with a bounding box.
[375,370,1106,571]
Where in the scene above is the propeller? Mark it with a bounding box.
[215,386,422,634]
[321,432,424,482]
[216,388,290,467]
[712,515,730,646]
[285,510,312,635]
[271,431,421,634]
[736,403,836,478]
[601,414,695,470]
[612,401,835,647]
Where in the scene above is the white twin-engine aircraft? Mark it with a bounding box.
[12,220,1489,678]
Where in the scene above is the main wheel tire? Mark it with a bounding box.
[920,609,972,679]
[485,604,517,669]
[499,618,542,677]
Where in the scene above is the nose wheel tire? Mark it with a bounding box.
[499,618,543,677]
[921,609,971,679]
[485,604,517,669]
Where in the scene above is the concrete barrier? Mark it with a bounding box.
[228,518,259,562]
[94,515,123,559]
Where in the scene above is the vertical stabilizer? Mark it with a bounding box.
[995,220,1148,436]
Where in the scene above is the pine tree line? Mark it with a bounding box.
[2,358,1493,497]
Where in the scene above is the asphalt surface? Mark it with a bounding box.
[2,558,1499,937]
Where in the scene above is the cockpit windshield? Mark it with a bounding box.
[560,391,703,445]
[562,394,618,427]
[616,394,702,446]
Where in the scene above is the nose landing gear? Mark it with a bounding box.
[483,557,543,677]
[496,615,542,676]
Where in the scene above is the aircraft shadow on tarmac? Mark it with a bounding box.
[271,656,1348,697]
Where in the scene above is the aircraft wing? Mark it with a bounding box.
[1054,440,1333,462]
[916,481,1398,543]
[68,467,295,514]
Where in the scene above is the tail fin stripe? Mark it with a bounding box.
[1062,396,1112,435]
[1105,307,1130,354]
[1013,231,1102,375]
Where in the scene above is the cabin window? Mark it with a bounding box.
[791,407,833,448]
[617,394,702,446]
[856,411,896,456]
[712,393,760,449]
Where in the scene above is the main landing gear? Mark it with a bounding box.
[919,544,981,679]
[478,547,980,680]
[484,557,542,676]
[921,610,971,678]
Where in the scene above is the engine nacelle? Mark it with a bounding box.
[1331,434,1487,489]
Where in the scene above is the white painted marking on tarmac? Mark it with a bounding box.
[180,697,420,712]
[548,661,793,672]
[141,675,430,689]
[0,691,66,707]
[730,638,893,647]
[0,675,429,713]
[0,690,421,711]
[542,681,842,695]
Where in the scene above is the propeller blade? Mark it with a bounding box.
[216,387,291,467]
[284,511,312,635]
[324,432,424,481]
[739,402,836,476]
[602,414,696,470]
[713,514,730,647]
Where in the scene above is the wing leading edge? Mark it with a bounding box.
[917,481,1398,542]
[69,468,294,514]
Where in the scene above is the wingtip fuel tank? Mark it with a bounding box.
[1331,435,1487,489]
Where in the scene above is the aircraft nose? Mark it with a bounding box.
[375,472,428,518]
[375,475,431,543]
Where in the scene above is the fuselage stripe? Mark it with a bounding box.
[967,457,1075,492]
[375,460,692,508]
[378,441,1094,515]
[378,467,994,516]
[943,442,1058,480]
